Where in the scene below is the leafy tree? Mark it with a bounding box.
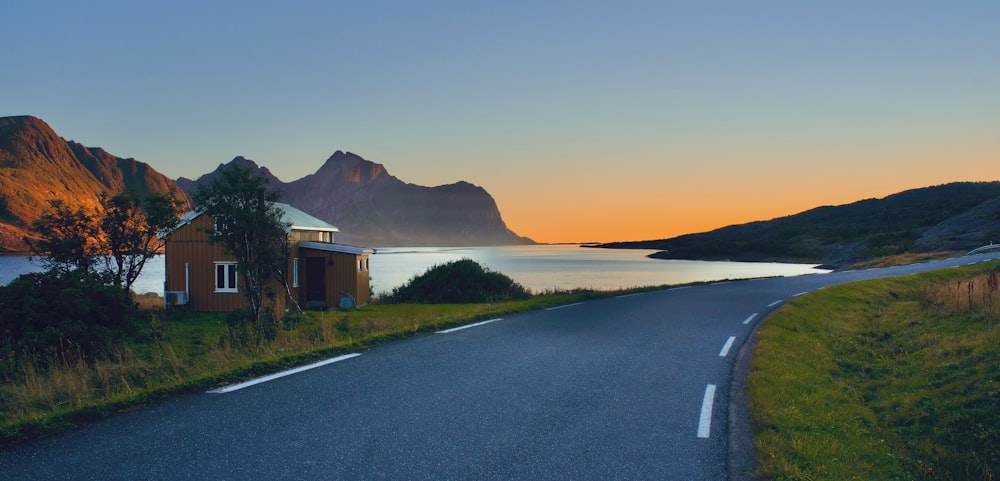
[6,192,180,372]
[25,193,183,291]
[192,165,289,324]
[99,191,184,292]
[25,199,101,273]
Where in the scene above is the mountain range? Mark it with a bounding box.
[176,152,533,247]
[3,114,996,262]
[592,181,1000,268]
[0,115,531,252]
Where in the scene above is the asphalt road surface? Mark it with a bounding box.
[3,252,998,480]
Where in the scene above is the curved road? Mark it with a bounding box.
[3,253,998,480]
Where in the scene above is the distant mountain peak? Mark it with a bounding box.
[221,156,278,179]
[313,150,391,185]
[177,156,286,197]
[0,115,51,133]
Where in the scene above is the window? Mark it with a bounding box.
[213,219,228,235]
[214,262,238,292]
[292,258,299,288]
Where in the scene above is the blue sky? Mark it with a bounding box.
[3,1,998,242]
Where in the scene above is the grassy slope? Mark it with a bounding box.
[748,261,1000,480]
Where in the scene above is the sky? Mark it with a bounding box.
[2,1,998,244]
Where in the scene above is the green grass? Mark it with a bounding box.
[748,260,1000,480]
[0,287,637,447]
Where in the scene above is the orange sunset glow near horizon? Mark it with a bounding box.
[3,2,997,245]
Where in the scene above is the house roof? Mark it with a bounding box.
[274,203,339,233]
[165,202,339,235]
[298,241,372,255]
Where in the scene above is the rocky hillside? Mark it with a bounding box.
[0,116,187,252]
[594,182,1000,268]
[178,151,533,247]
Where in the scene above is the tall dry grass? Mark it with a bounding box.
[924,269,1000,323]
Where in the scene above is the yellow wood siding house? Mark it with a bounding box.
[163,203,371,312]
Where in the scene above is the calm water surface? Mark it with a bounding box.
[1,245,828,296]
[0,256,167,295]
[367,244,827,296]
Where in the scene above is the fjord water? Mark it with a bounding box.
[368,244,827,295]
[0,256,168,295]
[0,245,828,297]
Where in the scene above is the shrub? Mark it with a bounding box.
[0,269,136,372]
[383,259,531,304]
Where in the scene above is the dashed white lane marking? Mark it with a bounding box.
[743,313,758,325]
[718,336,737,357]
[668,286,692,291]
[767,300,783,307]
[697,384,717,438]
[547,302,585,311]
[712,281,730,285]
[793,291,809,297]
[436,318,503,334]
[207,353,362,394]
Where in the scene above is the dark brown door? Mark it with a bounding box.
[305,257,326,304]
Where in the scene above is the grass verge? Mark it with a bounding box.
[748,260,1000,480]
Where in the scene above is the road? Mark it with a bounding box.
[2,252,998,480]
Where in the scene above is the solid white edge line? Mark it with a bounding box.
[207,353,362,394]
[436,318,503,334]
[697,384,717,438]
[615,292,644,299]
[547,302,585,311]
[668,286,692,291]
[743,313,758,325]
[718,336,737,357]
[768,300,783,307]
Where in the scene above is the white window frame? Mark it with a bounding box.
[292,258,299,288]
[214,261,238,293]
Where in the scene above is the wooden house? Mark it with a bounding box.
[163,203,371,313]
